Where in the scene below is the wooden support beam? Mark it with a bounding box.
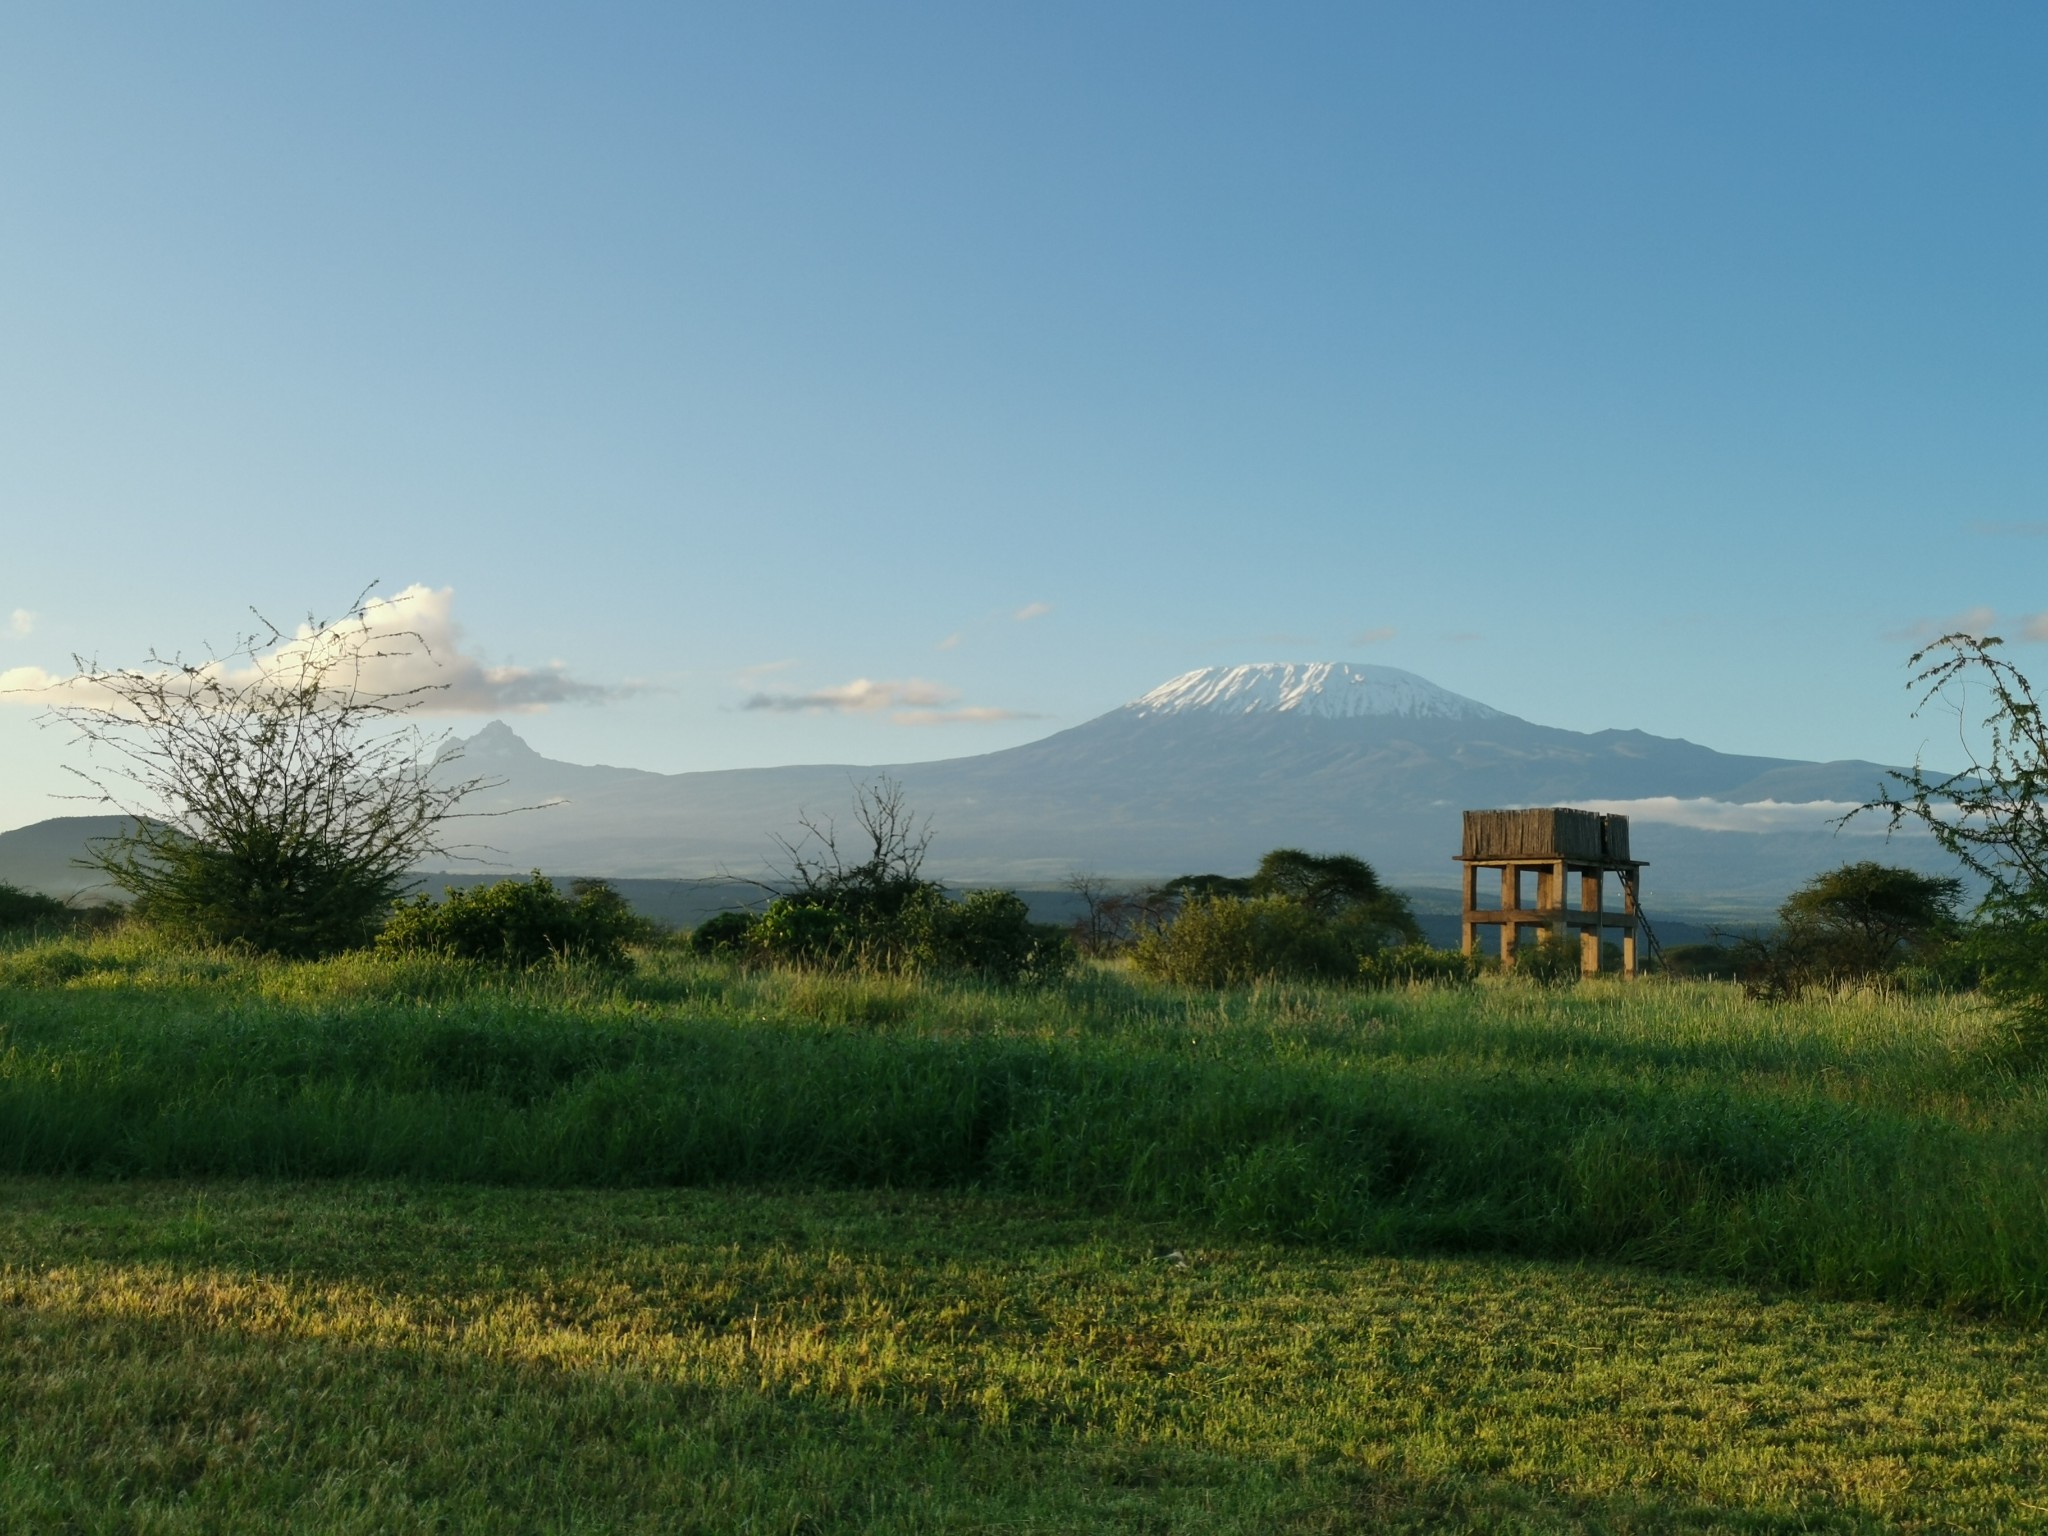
[1622,868,1640,978]
[1579,870,1603,976]
[1462,910,1634,930]
[1461,861,1477,958]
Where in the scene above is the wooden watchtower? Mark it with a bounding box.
[1457,808,1645,977]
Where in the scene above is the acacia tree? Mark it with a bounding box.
[1859,632,2048,1040]
[1777,862,1962,979]
[1864,632,2048,898]
[39,591,501,957]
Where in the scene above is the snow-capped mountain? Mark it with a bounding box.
[386,660,1942,905]
[0,663,1957,910]
[1129,663,1504,721]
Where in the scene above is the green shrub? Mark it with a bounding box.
[1658,942,1738,979]
[0,882,70,932]
[1161,849,1423,950]
[1357,943,1476,989]
[1247,848,1423,946]
[747,888,1071,984]
[914,888,1072,984]
[378,874,647,968]
[687,910,760,956]
[1514,937,1583,987]
[750,898,849,966]
[1966,904,2048,1055]
[1131,895,1357,987]
[111,827,410,958]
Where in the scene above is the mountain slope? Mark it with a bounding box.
[431,665,1936,907]
[0,666,1948,911]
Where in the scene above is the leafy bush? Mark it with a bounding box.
[1131,895,1357,987]
[687,910,760,956]
[1658,942,1740,980]
[1514,936,1584,987]
[0,882,70,932]
[1134,848,1423,989]
[378,875,648,968]
[119,829,409,958]
[1357,943,1477,989]
[745,888,1071,984]
[1246,848,1422,946]
[750,898,849,966]
[1966,903,2048,1054]
[1161,849,1423,950]
[914,888,1072,984]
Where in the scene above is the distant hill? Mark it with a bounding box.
[0,816,134,902]
[420,662,1946,912]
[0,663,1960,917]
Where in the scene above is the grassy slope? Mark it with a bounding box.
[2,934,2046,1316]
[5,1179,2048,1534]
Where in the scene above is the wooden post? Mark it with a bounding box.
[1499,864,1519,968]
[1621,869,1639,979]
[1545,859,1568,950]
[1580,869,1602,976]
[1461,860,1477,958]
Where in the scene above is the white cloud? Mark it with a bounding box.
[8,610,32,637]
[742,678,959,714]
[741,675,1040,726]
[1882,607,2048,646]
[1014,601,1053,622]
[1561,797,1901,835]
[937,632,961,651]
[1885,606,1999,643]
[1351,626,1396,646]
[0,584,617,713]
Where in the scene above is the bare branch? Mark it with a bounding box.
[1849,632,2048,906]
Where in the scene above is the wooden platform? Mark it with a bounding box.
[1457,810,1647,977]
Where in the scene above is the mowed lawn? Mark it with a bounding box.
[4,1178,2047,1534]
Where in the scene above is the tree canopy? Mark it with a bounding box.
[1777,861,1961,978]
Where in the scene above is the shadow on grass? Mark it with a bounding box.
[0,1181,1903,1536]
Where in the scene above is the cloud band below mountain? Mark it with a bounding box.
[1564,797,1909,835]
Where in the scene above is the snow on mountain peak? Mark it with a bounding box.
[1126,663,1504,722]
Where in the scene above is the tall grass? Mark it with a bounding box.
[2,928,2044,1316]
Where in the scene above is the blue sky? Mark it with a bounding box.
[3,2,2044,831]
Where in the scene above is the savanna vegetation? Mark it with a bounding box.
[7,616,2048,1528]
[3,933,2048,1529]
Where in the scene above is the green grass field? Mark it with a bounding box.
[3,930,2046,1529]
